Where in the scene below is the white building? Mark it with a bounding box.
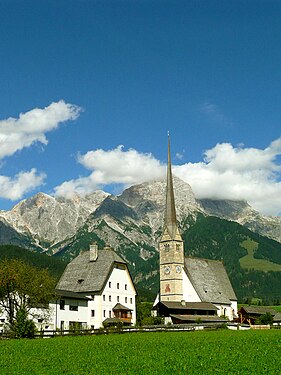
[55,243,137,330]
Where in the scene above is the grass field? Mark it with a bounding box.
[239,238,281,272]
[0,330,281,374]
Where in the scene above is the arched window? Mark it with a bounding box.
[164,244,170,251]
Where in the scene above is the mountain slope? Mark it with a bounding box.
[183,215,281,303]
[0,244,66,280]
[0,178,280,302]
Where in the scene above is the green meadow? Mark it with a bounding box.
[0,330,280,374]
[239,239,281,272]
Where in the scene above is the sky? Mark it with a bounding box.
[0,0,281,215]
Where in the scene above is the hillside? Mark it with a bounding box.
[0,245,67,280]
[183,215,281,304]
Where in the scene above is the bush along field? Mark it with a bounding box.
[0,330,281,374]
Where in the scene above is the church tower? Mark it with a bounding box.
[159,136,185,302]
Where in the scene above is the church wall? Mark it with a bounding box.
[214,303,234,321]
[182,269,201,302]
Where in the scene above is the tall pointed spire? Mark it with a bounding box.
[163,134,180,240]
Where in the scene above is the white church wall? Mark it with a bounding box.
[182,270,201,302]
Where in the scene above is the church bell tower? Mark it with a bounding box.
[159,135,184,302]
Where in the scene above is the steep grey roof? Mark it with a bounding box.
[240,306,277,315]
[185,257,237,304]
[56,249,126,293]
[159,301,218,311]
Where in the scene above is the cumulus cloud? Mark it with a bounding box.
[0,101,81,201]
[0,169,46,200]
[0,100,81,159]
[55,139,281,216]
[174,138,281,215]
[54,146,166,197]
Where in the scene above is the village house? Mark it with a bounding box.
[153,137,237,324]
[0,243,137,332]
[238,305,278,325]
[54,243,137,330]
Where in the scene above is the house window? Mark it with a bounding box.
[69,305,78,311]
[103,310,106,318]
[60,321,64,331]
[117,296,120,302]
[38,318,43,323]
[125,284,127,290]
[164,243,170,251]
[91,310,95,317]
[103,295,105,301]
[109,282,111,288]
[109,311,111,318]
[130,298,132,304]
[125,297,127,303]
[91,295,95,300]
[176,244,180,251]
[60,300,65,310]
[117,283,119,289]
[109,295,112,302]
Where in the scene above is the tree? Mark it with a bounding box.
[257,312,273,325]
[0,258,56,335]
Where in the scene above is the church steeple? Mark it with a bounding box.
[161,135,183,242]
[159,135,184,302]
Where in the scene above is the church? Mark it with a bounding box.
[153,137,237,324]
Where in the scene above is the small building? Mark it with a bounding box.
[153,301,227,324]
[55,243,137,330]
[238,305,277,325]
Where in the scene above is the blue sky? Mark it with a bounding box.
[0,0,281,215]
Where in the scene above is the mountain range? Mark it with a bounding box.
[0,177,281,302]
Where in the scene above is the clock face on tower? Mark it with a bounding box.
[176,265,181,273]
[164,266,171,275]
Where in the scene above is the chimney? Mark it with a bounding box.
[89,242,98,262]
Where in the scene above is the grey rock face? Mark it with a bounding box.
[0,191,109,249]
[0,177,280,255]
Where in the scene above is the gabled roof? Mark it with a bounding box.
[240,305,277,315]
[56,249,127,293]
[184,257,237,304]
[158,301,218,311]
[113,303,132,311]
[170,314,227,323]
[273,312,281,322]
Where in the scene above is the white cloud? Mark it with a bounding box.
[55,139,281,216]
[0,169,46,200]
[54,146,166,197]
[0,100,81,201]
[174,138,281,215]
[0,100,81,159]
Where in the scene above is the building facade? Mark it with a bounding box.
[55,243,137,329]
